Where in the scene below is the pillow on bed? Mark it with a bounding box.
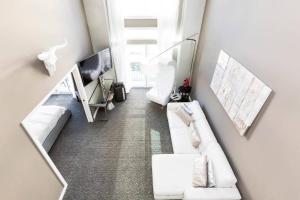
[22,105,67,144]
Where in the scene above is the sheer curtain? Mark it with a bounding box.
[156,0,180,64]
[105,0,132,92]
[105,0,180,91]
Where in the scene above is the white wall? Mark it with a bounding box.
[0,0,92,199]
[192,0,300,199]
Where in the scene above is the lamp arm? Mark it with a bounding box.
[187,38,197,84]
[149,33,199,62]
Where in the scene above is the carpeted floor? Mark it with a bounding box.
[47,89,173,200]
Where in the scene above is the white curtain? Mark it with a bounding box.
[105,0,132,92]
[105,0,180,91]
[156,0,180,64]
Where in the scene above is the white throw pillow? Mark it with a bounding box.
[192,156,208,187]
[175,107,194,126]
[182,104,193,116]
[205,143,237,188]
[191,131,201,148]
[190,122,201,148]
[207,159,216,187]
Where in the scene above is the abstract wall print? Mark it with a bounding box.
[210,50,272,136]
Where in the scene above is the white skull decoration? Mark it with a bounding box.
[38,39,68,76]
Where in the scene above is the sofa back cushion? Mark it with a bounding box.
[182,104,193,115]
[193,119,217,152]
[205,143,237,188]
[188,101,206,121]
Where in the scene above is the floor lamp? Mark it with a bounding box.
[149,32,199,86]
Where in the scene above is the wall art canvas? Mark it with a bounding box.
[210,50,272,136]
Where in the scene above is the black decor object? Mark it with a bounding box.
[178,86,192,102]
[112,82,127,102]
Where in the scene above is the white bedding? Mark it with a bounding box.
[23,105,66,144]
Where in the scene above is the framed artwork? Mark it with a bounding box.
[210,50,272,136]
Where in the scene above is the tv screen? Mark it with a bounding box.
[78,48,112,86]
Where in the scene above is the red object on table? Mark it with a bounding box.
[183,78,190,88]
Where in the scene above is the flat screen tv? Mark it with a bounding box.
[78,48,112,86]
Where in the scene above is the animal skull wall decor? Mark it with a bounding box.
[37,39,68,76]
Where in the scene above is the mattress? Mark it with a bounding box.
[23,105,71,151]
[42,110,71,152]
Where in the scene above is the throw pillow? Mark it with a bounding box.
[190,122,201,148]
[182,104,193,116]
[207,159,216,187]
[192,156,208,187]
[175,107,194,126]
[205,143,237,187]
[191,129,201,148]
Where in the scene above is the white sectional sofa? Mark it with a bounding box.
[152,101,241,200]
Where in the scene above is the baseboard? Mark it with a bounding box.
[59,184,67,200]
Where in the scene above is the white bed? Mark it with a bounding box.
[23,105,71,152]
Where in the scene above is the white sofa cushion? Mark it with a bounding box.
[205,143,237,188]
[193,119,217,150]
[187,101,206,121]
[170,128,199,154]
[167,110,188,129]
[167,101,218,154]
[152,154,202,199]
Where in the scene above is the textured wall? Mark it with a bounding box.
[192,0,300,199]
[0,0,92,199]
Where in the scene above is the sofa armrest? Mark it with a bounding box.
[184,186,241,200]
[167,102,182,111]
[167,102,192,111]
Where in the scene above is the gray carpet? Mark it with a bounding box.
[47,89,173,200]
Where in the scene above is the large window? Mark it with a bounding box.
[126,44,158,87]
[123,3,159,87]
[107,0,180,90]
